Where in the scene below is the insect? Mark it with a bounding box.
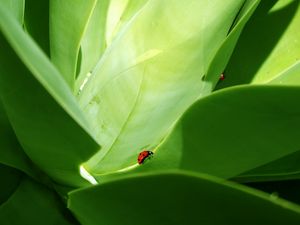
[138,150,154,164]
[219,73,225,81]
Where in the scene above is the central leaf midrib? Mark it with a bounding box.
[91,67,146,169]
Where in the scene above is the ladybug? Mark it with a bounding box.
[137,150,154,164]
[219,73,225,81]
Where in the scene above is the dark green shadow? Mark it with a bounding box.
[216,0,299,89]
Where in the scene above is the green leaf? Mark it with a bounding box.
[249,0,300,84]
[204,0,260,92]
[0,164,21,205]
[0,100,37,179]
[0,4,100,186]
[104,0,150,46]
[0,177,74,225]
[98,124,183,182]
[0,0,24,24]
[218,0,300,88]
[75,0,150,93]
[214,0,300,180]
[24,0,50,56]
[247,179,300,205]
[49,0,98,88]
[235,150,300,183]
[79,0,246,177]
[268,61,300,85]
[68,171,300,225]
[75,0,109,91]
[175,85,300,179]
[237,151,300,182]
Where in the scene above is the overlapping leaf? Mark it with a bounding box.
[0,3,100,186]
[215,0,300,181]
[49,0,99,88]
[174,85,300,179]
[218,0,300,88]
[75,0,150,92]
[69,172,300,225]
[0,164,21,205]
[24,0,50,55]
[235,150,300,182]
[79,0,252,178]
[0,177,73,225]
[0,100,37,179]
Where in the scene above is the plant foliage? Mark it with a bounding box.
[1,0,300,224]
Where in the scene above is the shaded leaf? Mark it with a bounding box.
[24,0,50,56]
[235,150,300,182]
[69,172,300,225]
[0,4,100,186]
[0,177,74,225]
[217,0,300,88]
[0,164,21,205]
[0,100,38,179]
[203,0,260,92]
[174,85,300,178]
[248,179,300,205]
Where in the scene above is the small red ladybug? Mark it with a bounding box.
[137,150,154,164]
[219,73,225,81]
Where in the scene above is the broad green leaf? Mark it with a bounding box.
[203,0,260,92]
[218,0,300,88]
[75,0,150,93]
[247,179,300,205]
[237,151,300,182]
[75,0,109,92]
[24,0,50,56]
[79,0,246,177]
[0,4,100,186]
[104,0,150,46]
[268,61,300,85]
[132,124,183,172]
[173,85,300,179]
[0,100,38,179]
[0,164,21,205]
[0,177,73,225]
[50,0,98,88]
[0,0,24,24]
[250,0,300,84]
[104,0,129,45]
[0,100,9,126]
[69,171,300,225]
[98,124,183,182]
[235,150,300,183]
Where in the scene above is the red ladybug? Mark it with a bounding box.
[138,150,154,164]
[219,73,225,80]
